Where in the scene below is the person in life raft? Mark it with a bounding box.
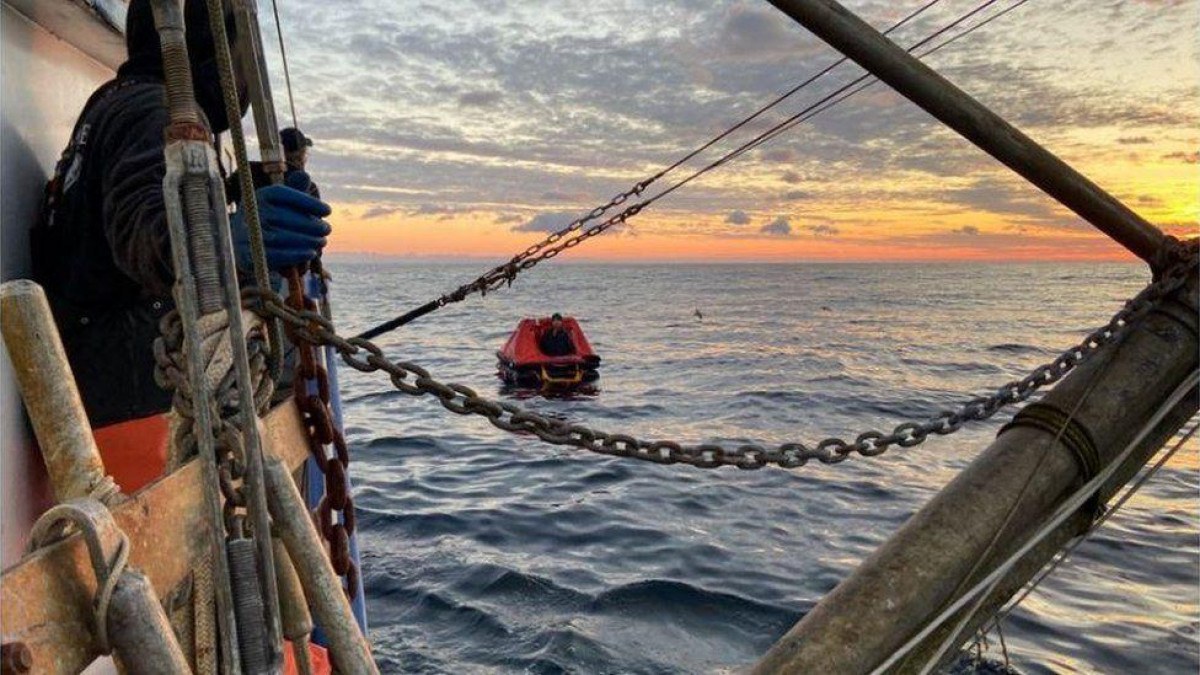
[31,0,332,491]
[539,313,576,356]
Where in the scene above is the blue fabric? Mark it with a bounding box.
[231,173,331,272]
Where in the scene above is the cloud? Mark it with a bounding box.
[494,213,524,224]
[945,178,1063,225]
[540,190,590,202]
[760,215,792,236]
[412,203,465,216]
[1116,135,1152,145]
[362,205,401,219]
[761,148,798,163]
[1162,151,1199,164]
[458,90,503,107]
[725,210,751,225]
[514,211,579,233]
[719,4,812,60]
[807,223,839,237]
[952,225,981,236]
[780,170,803,184]
[784,189,811,200]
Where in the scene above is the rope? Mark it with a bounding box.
[868,369,1200,675]
[980,417,1200,639]
[93,535,130,654]
[908,355,1112,675]
[269,0,299,129]
[205,0,283,379]
[29,502,132,655]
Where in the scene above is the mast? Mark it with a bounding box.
[766,0,1170,266]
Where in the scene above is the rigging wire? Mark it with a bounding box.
[911,368,1106,675]
[480,0,943,269]
[980,416,1200,638]
[866,370,1200,675]
[269,0,299,129]
[717,0,1032,169]
[903,257,1114,674]
[358,0,1033,339]
[525,0,1016,265]
[636,0,1007,209]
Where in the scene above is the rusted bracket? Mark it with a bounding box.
[0,402,310,675]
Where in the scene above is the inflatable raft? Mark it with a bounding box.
[497,317,601,388]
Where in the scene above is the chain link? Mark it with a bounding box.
[154,304,274,536]
[282,268,360,599]
[253,242,1197,472]
[436,189,652,306]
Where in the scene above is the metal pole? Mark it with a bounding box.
[30,499,190,675]
[0,281,120,505]
[231,0,287,182]
[765,0,1168,265]
[263,453,378,675]
[753,271,1198,673]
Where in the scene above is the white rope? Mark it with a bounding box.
[981,416,1200,636]
[870,370,1200,675]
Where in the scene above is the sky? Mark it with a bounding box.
[257,0,1199,262]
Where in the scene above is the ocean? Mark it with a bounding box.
[323,261,1198,674]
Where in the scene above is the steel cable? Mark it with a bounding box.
[357,0,956,338]
[868,370,1200,675]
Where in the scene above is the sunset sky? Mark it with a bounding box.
[260,0,1198,262]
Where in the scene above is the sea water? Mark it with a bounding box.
[325,261,1198,674]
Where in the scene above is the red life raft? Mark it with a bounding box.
[496,316,601,388]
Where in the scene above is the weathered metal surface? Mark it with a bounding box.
[106,570,190,674]
[30,499,189,675]
[274,537,314,640]
[765,0,1167,264]
[0,401,308,675]
[0,280,119,505]
[274,537,316,675]
[1,2,117,569]
[753,272,1198,673]
[263,453,378,675]
[0,641,32,674]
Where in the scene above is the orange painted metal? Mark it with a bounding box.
[0,401,310,675]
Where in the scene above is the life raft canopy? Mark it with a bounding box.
[497,316,601,388]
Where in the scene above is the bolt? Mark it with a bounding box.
[1,642,32,674]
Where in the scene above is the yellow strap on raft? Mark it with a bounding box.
[539,365,583,387]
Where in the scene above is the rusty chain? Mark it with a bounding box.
[355,197,650,340]
[435,187,652,307]
[356,0,1011,342]
[283,267,360,600]
[154,305,274,537]
[252,242,1197,472]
